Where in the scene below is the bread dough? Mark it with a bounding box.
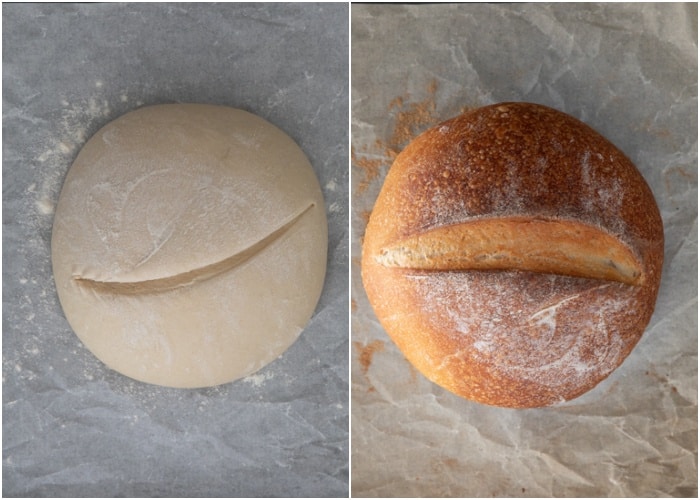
[52,104,328,388]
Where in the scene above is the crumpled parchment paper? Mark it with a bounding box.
[351,3,697,497]
[3,3,348,497]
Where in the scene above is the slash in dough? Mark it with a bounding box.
[52,104,328,388]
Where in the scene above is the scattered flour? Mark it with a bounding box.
[34,88,115,220]
[36,197,54,215]
[243,370,275,387]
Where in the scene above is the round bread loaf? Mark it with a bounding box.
[52,104,327,388]
[361,102,664,408]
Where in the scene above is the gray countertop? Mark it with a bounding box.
[3,3,348,497]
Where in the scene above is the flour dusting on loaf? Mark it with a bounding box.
[362,102,664,408]
[406,271,639,403]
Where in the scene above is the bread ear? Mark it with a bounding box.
[376,216,643,285]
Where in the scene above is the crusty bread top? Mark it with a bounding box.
[361,102,665,407]
[366,102,663,285]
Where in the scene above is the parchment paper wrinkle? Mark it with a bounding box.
[351,3,696,497]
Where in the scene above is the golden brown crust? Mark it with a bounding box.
[361,102,664,408]
[375,216,644,285]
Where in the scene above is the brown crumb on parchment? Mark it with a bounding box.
[353,79,441,195]
[359,209,372,227]
[352,146,384,195]
[354,339,385,376]
[387,79,439,150]
[663,165,695,197]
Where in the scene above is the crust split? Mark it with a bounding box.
[375,216,643,285]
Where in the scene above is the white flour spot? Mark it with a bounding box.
[57,142,72,154]
[243,370,275,387]
[36,197,54,215]
[37,150,52,163]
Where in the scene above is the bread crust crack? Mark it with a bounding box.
[376,216,643,285]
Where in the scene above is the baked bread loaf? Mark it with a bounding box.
[361,102,664,408]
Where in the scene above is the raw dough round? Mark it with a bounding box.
[52,104,328,388]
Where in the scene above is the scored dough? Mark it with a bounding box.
[51,104,328,388]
